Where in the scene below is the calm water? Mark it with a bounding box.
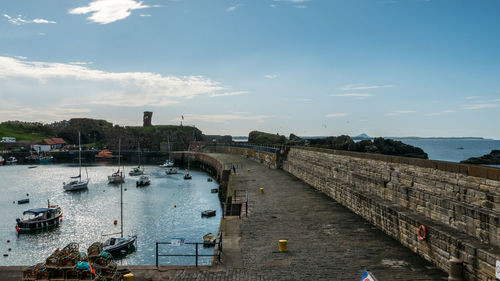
[0,164,221,266]
[399,139,500,167]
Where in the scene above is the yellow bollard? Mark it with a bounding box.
[279,240,288,252]
[247,168,250,173]
[123,273,134,281]
[260,188,264,194]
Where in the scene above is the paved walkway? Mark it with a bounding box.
[0,154,447,280]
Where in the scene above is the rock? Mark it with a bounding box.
[461,150,500,165]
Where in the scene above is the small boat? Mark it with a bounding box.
[28,166,38,169]
[108,170,125,184]
[129,166,144,176]
[129,142,144,176]
[457,147,464,150]
[136,175,151,187]
[165,167,178,175]
[203,233,216,246]
[16,201,62,233]
[95,149,116,160]
[103,236,136,255]
[0,156,4,165]
[6,156,18,165]
[201,210,216,217]
[211,188,218,193]
[184,172,192,180]
[17,199,30,204]
[108,139,124,184]
[63,131,89,191]
[160,159,174,168]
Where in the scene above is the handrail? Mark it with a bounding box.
[155,232,223,267]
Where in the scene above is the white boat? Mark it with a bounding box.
[63,132,89,191]
[6,156,18,165]
[108,138,125,184]
[160,159,174,168]
[165,167,178,175]
[129,142,144,176]
[136,175,151,186]
[0,156,4,165]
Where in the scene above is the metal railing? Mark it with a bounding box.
[223,189,248,218]
[155,232,223,267]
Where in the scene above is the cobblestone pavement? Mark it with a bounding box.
[0,154,448,280]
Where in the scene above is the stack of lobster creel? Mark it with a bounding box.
[22,242,128,281]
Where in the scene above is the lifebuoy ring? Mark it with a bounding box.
[418,225,427,241]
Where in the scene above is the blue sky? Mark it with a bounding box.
[1,0,499,138]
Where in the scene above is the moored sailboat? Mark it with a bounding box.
[63,131,89,191]
[108,139,124,184]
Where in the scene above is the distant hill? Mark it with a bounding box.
[0,121,54,142]
[352,133,371,140]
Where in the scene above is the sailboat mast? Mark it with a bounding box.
[120,183,123,238]
[138,141,141,167]
[78,131,82,178]
[118,138,121,173]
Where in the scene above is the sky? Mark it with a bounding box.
[0,0,499,138]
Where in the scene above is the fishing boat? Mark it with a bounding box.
[108,139,124,184]
[16,201,62,233]
[102,183,136,256]
[36,154,53,164]
[136,175,151,187]
[165,167,178,175]
[95,149,116,160]
[64,132,89,191]
[0,156,4,165]
[6,156,18,165]
[129,142,144,176]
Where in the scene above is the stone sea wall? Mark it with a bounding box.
[283,147,500,281]
[203,145,278,169]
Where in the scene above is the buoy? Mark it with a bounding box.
[60,218,63,222]
[12,201,15,204]
[3,254,7,257]
[26,193,29,196]
[174,205,176,208]
[279,240,288,252]
[114,220,118,225]
[7,240,10,243]
[124,188,127,191]
[8,248,11,252]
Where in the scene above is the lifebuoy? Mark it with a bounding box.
[418,225,427,241]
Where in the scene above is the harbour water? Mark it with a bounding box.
[0,164,222,266]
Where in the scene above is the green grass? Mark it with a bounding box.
[0,122,54,142]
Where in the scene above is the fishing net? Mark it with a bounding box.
[88,242,103,257]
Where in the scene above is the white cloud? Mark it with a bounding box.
[139,14,151,17]
[443,110,456,113]
[464,104,498,110]
[492,99,500,102]
[294,5,307,8]
[424,113,441,116]
[173,114,272,123]
[3,14,56,25]
[330,93,372,97]
[466,96,480,100]
[264,74,279,79]
[296,98,312,102]
[69,0,152,24]
[69,61,93,65]
[209,91,248,98]
[15,56,27,60]
[341,84,395,91]
[385,110,416,116]
[0,56,244,108]
[227,4,242,12]
[270,4,277,8]
[325,113,348,118]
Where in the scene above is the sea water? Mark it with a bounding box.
[0,164,221,266]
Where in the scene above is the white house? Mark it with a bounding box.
[1,137,16,143]
[31,144,51,152]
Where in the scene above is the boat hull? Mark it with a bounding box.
[16,215,61,233]
[108,175,124,184]
[63,180,89,191]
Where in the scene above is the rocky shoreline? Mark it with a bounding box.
[461,150,500,165]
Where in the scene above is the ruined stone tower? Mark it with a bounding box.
[143,111,153,127]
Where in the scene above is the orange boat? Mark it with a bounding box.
[95,149,116,160]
